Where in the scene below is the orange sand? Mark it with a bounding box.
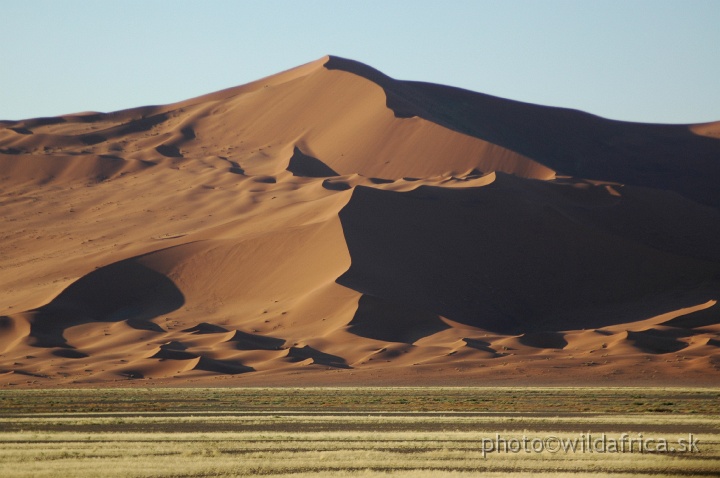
[1,56,719,387]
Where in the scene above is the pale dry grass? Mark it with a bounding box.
[1,388,717,477]
[0,414,718,477]
[0,412,716,430]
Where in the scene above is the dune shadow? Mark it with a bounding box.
[518,332,568,349]
[155,144,183,158]
[462,338,495,353]
[51,348,89,359]
[322,179,351,191]
[218,157,245,175]
[74,113,105,123]
[287,345,349,368]
[336,185,720,334]
[127,318,166,332]
[80,134,107,145]
[160,340,187,350]
[28,258,185,348]
[196,357,254,374]
[149,340,254,374]
[182,323,228,334]
[151,348,198,361]
[369,177,395,184]
[626,329,691,354]
[180,126,196,140]
[116,113,168,135]
[662,302,720,328]
[24,117,66,128]
[347,295,450,344]
[286,147,339,178]
[228,330,286,350]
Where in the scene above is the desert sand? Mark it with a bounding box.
[1,56,719,387]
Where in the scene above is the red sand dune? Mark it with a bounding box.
[1,56,719,387]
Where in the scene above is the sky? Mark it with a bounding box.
[2,0,719,124]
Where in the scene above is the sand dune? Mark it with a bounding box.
[1,56,719,386]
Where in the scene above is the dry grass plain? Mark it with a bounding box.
[0,387,718,477]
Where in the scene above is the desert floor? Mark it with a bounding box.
[1,387,718,477]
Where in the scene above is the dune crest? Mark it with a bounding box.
[1,56,718,386]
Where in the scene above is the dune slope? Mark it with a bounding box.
[1,56,719,386]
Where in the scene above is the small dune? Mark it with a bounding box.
[285,345,349,368]
[227,330,286,351]
[182,323,229,334]
[625,330,691,354]
[518,332,568,350]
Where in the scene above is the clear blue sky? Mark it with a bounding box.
[2,0,719,124]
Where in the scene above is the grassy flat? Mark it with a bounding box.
[0,387,718,477]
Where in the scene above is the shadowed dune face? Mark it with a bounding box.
[286,345,349,368]
[228,330,285,351]
[0,56,719,386]
[337,179,720,334]
[518,332,568,350]
[663,302,720,328]
[286,146,339,177]
[28,257,185,348]
[347,295,450,343]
